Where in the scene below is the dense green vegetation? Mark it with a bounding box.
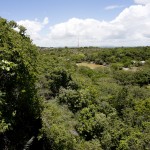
[0,17,150,150]
[0,17,41,149]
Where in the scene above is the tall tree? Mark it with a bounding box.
[0,17,41,149]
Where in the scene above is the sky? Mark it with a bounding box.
[1,0,150,47]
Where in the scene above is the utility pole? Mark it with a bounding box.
[77,34,79,48]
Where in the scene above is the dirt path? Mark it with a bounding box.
[76,62,105,69]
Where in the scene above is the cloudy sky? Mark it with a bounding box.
[1,0,150,47]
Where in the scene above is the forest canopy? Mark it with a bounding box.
[0,17,41,149]
[0,17,150,150]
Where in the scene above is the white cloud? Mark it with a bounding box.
[43,17,49,25]
[17,3,150,47]
[47,3,150,47]
[105,5,124,10]
[48,18,119,46]
[17,17,49,41]
[134,0,150,4]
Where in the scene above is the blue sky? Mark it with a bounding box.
[1,0,150,47]
[1,0,133,24]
